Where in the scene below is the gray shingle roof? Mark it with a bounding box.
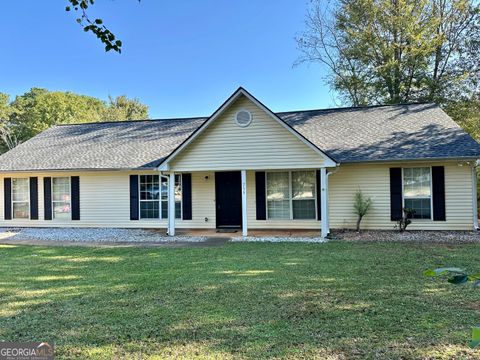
[280,103,480,163]
[0,103,478,171]
[0,117,207,171]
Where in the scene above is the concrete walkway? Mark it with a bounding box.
[0,236,231,248]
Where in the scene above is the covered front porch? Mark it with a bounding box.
[163,168,332,238]
[157,88,338,237]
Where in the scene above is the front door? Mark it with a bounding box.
[215,171,242,228]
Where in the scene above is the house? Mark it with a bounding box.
[0,87,479,237]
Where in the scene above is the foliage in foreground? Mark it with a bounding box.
[425,267,480,348]
[0,241,479,359]
[65,0,125,53]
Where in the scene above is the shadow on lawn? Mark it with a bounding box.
[0,243,478,359]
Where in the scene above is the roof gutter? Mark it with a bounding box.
[0,167,159,173]
[339,156,480,165]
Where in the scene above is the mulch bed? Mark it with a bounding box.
[331,229,480,243]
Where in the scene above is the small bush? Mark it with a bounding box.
[353,189,372,232]
[397,207,416,232]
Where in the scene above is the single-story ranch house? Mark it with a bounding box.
[0,87,479,237]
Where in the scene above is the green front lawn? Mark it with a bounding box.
[0,241,479,359]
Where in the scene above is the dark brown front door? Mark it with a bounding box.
[215,171,242,228]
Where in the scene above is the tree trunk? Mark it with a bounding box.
[356,215,363,232]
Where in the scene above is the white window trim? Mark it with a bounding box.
[138,174,183,220]
[51,177,72,221]
[234,109,253,127]
[401,166,433,221]
[265,170,317,221]
[12,177,30,220]
[139,174,161,220]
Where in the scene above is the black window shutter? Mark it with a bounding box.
[432,166,446,221]
[316,170,322,220]
[44,177,52,220]
[255,171,266,220]
[71,176,80,220]
[130,175,139,220]
[4,178,11,220]
[182,173,192,220]
[29,177,38,220]
[390,168,403,221]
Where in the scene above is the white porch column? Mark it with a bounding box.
[241,170,248,237]
[168,172,176,236]
[320,167,329,238]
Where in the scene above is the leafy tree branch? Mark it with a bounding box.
[65,0,127,53]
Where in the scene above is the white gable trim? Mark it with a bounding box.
[158,87,338,171]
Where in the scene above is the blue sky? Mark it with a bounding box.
[1,1,336,119]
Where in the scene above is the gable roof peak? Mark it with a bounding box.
[157,86,338,170]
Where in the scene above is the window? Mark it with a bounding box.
[12,178,29,219]
[267,172,290,219]
[52,177,71,219]
[403,167,431,219]
[292,171,316,219]
[235,110,252,127]
[266,171,316,220]
[140,174,182,220]
[140,175,160,219]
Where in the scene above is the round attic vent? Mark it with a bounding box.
[235,110,252,127]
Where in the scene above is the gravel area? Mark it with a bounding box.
[332,230,480,243]
[0,228,207,243]
[1,227,477,245]
[232,236,328,243]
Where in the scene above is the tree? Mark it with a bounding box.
[444,96,480,140]
[103,95,149,121]
[5,88,149,149]
[9,88,106,143]
[296,0,480,106]
[353,189,372,231]
[0,93,17,153]
[0,93,11,121]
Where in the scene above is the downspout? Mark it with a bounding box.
[324,164,340,237]
[159,170,170,235]
[472,161,479,230]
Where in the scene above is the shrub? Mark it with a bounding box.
[397,207,415,232]
[353,189,372,232]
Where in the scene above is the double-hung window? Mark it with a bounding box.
[292,171,316,219]
[403,167,432,219]
[266,171,316,220]
[52,177,71,219]
[140,174,182,219]
[140,175,160,219]
[12,178,29,219]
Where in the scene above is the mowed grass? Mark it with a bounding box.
[0,241,479,359]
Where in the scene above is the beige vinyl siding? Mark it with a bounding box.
[170,95,326,171]
[0,171,215,229]
[0,161,474,231]
[328,162,474,230]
